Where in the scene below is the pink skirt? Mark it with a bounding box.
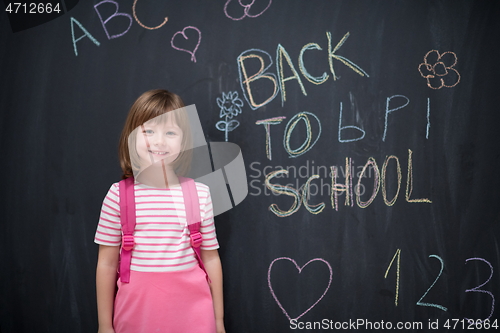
[113,265,216,333]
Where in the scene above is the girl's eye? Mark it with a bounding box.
[143,129,154,135]
[166,131,177,136]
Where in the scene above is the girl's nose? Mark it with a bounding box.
[153,133,167,147]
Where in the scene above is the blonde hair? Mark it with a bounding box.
[118,89,192,179]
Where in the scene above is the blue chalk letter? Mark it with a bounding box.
[70,17,100,56]
[383,95,410,142]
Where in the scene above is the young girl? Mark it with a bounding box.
[95,89,225,333]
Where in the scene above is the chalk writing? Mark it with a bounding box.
[238,32,368,110]
[381,254,497,313]
[265,169,301,217]
[417,255,447,311]
[426,97,430,139]
[71,4,201,62]
[132,0,168,30]
[302,175,325,214]
[383,95,409,142]
[326,31,369,80]
[283,112,321,158]
[299,43,329,85]
[254,96,430,161]
[70,17,100,56]
[237,49,279,109]
[256,116,286,160]
[465,258,495,322]
[224,0,272,21]
[94,0,132,40]
[381,155,401,206]
[277,44,307,105]
[330,158,353,211]
[338,101,365,143]
[418,50,461,89]
[406,149,432,203]
[171,26,201,62]
[356,157,380,208]
[265,149,431,217]
[384,249,401,306]
[216,91,244,141]
[268,257,332,321]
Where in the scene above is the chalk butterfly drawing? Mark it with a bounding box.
[418,50,461,89]
[216,91,244,141]
[268,257,333,321]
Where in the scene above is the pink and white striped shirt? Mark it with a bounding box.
[94,180,219,272]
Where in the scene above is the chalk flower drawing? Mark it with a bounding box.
[216,91,244,141]
[418,50,460,89]
[224,0,272,21]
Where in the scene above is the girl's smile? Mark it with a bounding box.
[136,117,183,167]
[148,150,168,155]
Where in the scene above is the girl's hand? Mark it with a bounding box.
[97,327,115,333]
[216,318,226,333]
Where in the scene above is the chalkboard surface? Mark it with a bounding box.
[1,1,499,332]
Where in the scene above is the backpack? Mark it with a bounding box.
[117,176,209,283]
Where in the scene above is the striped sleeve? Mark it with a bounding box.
[94,183,122,246]
[197,183,219,250]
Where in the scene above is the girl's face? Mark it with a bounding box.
[136,116,183,168]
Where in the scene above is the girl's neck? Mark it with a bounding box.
[136,160,179,188]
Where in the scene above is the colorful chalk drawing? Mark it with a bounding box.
[416,255,447,311]
[338,101,365,143]
[327,32,369,80]
[70,17,100,56]
[237,32,368,110]
[216,91,244,141]
[381,155,402,206]
[283,112,322,158]
[265,149,431,217]
[384,249,401,306]
[237,48,279,110]
[465,258,495,322]
[418,50,461,89]
[256,116,286,160]
[268,257,332,321]
[94,0,133,39]
[265,169,302,217]
[330,158,354,211]
[356,157,380,208]
[277,44,308,105]
[405,149,432,203]
[381,252,497,321]
[302,175,326,214]
[171,26,201,62]
[224,0,272,21]
[299,43,329,85]
[132,0,168,30]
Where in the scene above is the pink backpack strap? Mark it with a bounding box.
[118,177,136,283]
[179,177,211,283]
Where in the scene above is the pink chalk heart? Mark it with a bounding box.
[171,26,201,62]
[268,257,332,321]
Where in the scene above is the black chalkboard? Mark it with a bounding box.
[1,1,500,332]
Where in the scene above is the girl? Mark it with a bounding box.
[95,89,225,333]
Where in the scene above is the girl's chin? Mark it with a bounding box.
[140,157,176,167]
